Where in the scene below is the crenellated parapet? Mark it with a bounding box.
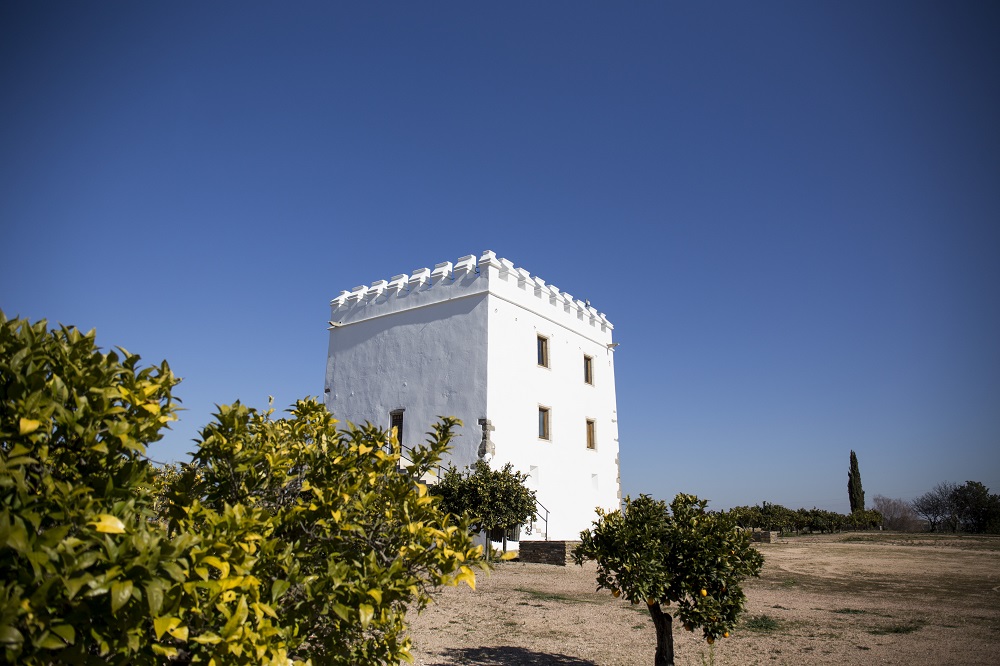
[330,250,613,333]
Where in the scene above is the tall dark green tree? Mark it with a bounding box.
[950,481,1000,534]
[848,450,865,513]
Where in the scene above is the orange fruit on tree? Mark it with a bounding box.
[700,588,707,597]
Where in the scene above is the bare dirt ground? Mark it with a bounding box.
[406,533,1000,665]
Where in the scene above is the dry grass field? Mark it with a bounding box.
[406,533,1000,665]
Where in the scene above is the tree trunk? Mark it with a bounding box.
[647,602,674,666]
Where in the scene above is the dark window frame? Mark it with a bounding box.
[537,335,549,368]
[390,409,404,444]
[538,406,551,440]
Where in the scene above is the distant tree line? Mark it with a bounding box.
[909,481,1000,533]
[856,482,1000,534]
[726,502,883,535]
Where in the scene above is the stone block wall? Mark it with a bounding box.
[518,540,581,566]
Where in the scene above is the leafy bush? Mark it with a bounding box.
[167,401,483,664]
[0,312,482,665]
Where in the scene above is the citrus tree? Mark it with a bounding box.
[430,460,536,560]
[0,312,188,663]
[166,401,483,664]
[1,312,483,665]
[574,494,764,666]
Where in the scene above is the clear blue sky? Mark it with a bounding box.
[3,2,998,514]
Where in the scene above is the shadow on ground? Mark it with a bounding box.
[428,646,598,665]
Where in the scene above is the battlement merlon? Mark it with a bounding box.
[328,250,614,339]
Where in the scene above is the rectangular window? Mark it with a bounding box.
[538,406,551,440]
[583,354,594,385]
[537,335,549,367]
[390,409,404,444]
[586,418,597,450]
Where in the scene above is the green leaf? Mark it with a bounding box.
[50,625,75,646]
[110,580,133,614]
[145,581,165,616]
[90,514,126,534]
[331,603,350,621]
[154,617,181,640]
[0,625,24,646]
[167,625,188,641]
[358,603,374,629]
[271,579,291,603]
[160,561,186,582]
[152,644,179,658]
[19,418,42,435]
[36,632,67,650]
[222,597,248,639]
[202,555,230,579]
[3,518,29,552]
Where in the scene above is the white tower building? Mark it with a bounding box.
[324,250,620,541]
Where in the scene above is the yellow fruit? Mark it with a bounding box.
[707,637,715,645]
[700,589,708,597]
[723,631,730,638]
[612,589,621,598]
[646,598,657,606]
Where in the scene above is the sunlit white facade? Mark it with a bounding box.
[324,251,620,541]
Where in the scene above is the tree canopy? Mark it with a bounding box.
[430,460,536,559]
[574,494,763,666]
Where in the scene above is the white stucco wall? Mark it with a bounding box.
[480,256,621,541]
[326,251,621,541]
[324,260,489,468]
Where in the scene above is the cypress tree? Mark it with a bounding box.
[848,450,865,513]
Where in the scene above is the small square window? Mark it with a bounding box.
[537,335,549,368]
[538,406,551,440]
[583,355,594,385]
[586,418,596,450]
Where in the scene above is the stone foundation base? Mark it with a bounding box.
[518,540,581,566]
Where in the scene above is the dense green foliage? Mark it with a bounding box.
[430,460,536,560]
[574,494,763,666]
[1,313,183,663]
[727,503,882,534]
[911,481,1000,533]
[847,450,865,513]
[0,313,482,665]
